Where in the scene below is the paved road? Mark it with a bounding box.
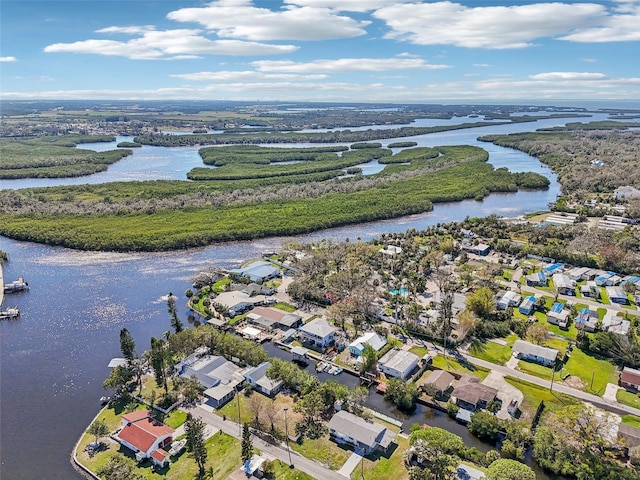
[456,352,640,417]
[188,405,347,480]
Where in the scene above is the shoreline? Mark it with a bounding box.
[71,405,105,480]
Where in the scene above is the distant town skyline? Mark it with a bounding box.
[1,0,639,104]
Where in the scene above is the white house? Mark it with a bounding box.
[497,290,521,310]
[378,349,419,380]
[606,286,628,304]
[327,410,396,455]
[115,410,174,467]
[349,332,387,357]
[602,312,630,336]
[243,362,283,397]
[298,318,336,349]
[512,340,558,367]
[553,273,575,295]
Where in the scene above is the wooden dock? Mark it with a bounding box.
[0,263,4,308]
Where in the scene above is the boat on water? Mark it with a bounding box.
[316,361,326,372]
[0,306,20,319]
[4,277,29,293]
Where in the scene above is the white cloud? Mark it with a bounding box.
[284,0,403,12]
[473,64,491,68]
[530,72,608,81]
[374,2,606,49]
[560,2,640,42]
[171,70,327,81]
[252,57,449,73]
[0,56,17,62]
[167,0,369,41]
[96,25,156,35]
[44,29,298,59]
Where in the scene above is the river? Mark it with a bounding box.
[0,113,611,479]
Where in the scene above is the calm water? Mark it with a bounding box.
[0,115,607,479]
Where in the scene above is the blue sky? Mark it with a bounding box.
[1,0,639,103]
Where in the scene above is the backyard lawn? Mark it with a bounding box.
[621,414,640,428]
[291,434,352,470]
[431,355,490,380]
[354,434,409,480]
[617,389,640,409]
[504,377,579,421]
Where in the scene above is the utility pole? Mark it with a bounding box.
[284,407,293,467]
[550,367,555,392]
[236,386,241,435]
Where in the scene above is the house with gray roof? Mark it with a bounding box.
[229,261,280,284]
[420,370,454,396]
[327,410,396,455]
[174,349,246,407]
[243,362,283,397]
[298,318,336,349]
[451,376,497,411]
[512,339,558,367]
[378,349,420,380]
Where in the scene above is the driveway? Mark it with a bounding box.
[481,371,524,420]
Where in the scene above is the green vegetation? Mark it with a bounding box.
[431,355,490,380]
[621,414,640,428]
[0,136,131,179]
[617,389,640,409]
[504,377,579,418]
[355,435,409,480]
[0,145,550,251]
[387,141,417,148]
[468,339,513,365]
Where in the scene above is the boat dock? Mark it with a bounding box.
[0,263,4,307]
[0,263,23,319]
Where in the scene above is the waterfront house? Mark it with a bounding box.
[243,362,283,397]
[553,273,575,295]
[547,302,570,328]
[420,369,455,396]
[229,261,280,284]
[512,339,558,367]
[298,318,336,349]
[349,332,387,357]
[575,308,599,332]
[620,367,640,391]
[174,350,245,407]
[497,290,521,310]
[251,306,302,330]
[525,271,547,287]
[451,376,497,411]
[378,349,419,380]
[115,410,174,467]
[518,295,536,315]
[606,286,628,304]
[327,410,396,455]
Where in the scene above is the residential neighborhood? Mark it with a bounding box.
[77,216,640,480]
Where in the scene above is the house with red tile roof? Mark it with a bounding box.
[115,410,174,468]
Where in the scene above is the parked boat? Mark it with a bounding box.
[4,277,29,293]
[316,361,326,372]
[333,366,343,375]
[0,306,20,319]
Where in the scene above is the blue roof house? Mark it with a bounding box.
[519,296,536,315]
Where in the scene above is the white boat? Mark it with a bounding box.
[4,277,29,293]
[0,306,20,319]
[316,361,326,372]
[333,367,343,375]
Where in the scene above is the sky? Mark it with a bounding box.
[1,0,640,104]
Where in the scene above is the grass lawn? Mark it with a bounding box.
[561,349,618,395]
[353,434,409,480]
[77,409,241,480]
[409,346,429,357]
[162,410,188,429]
[275,302,297,312]
[431,355,490,380]
[517,360,554,381]
[271,459,316,480]
[621,415,640,428]
[547,322,578,340]
[213,277,231,293]
[617,389,640,409]
[504,377,579,421]
[291,434,352,470]
[218,392,301,437]
[468,339,512,366]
